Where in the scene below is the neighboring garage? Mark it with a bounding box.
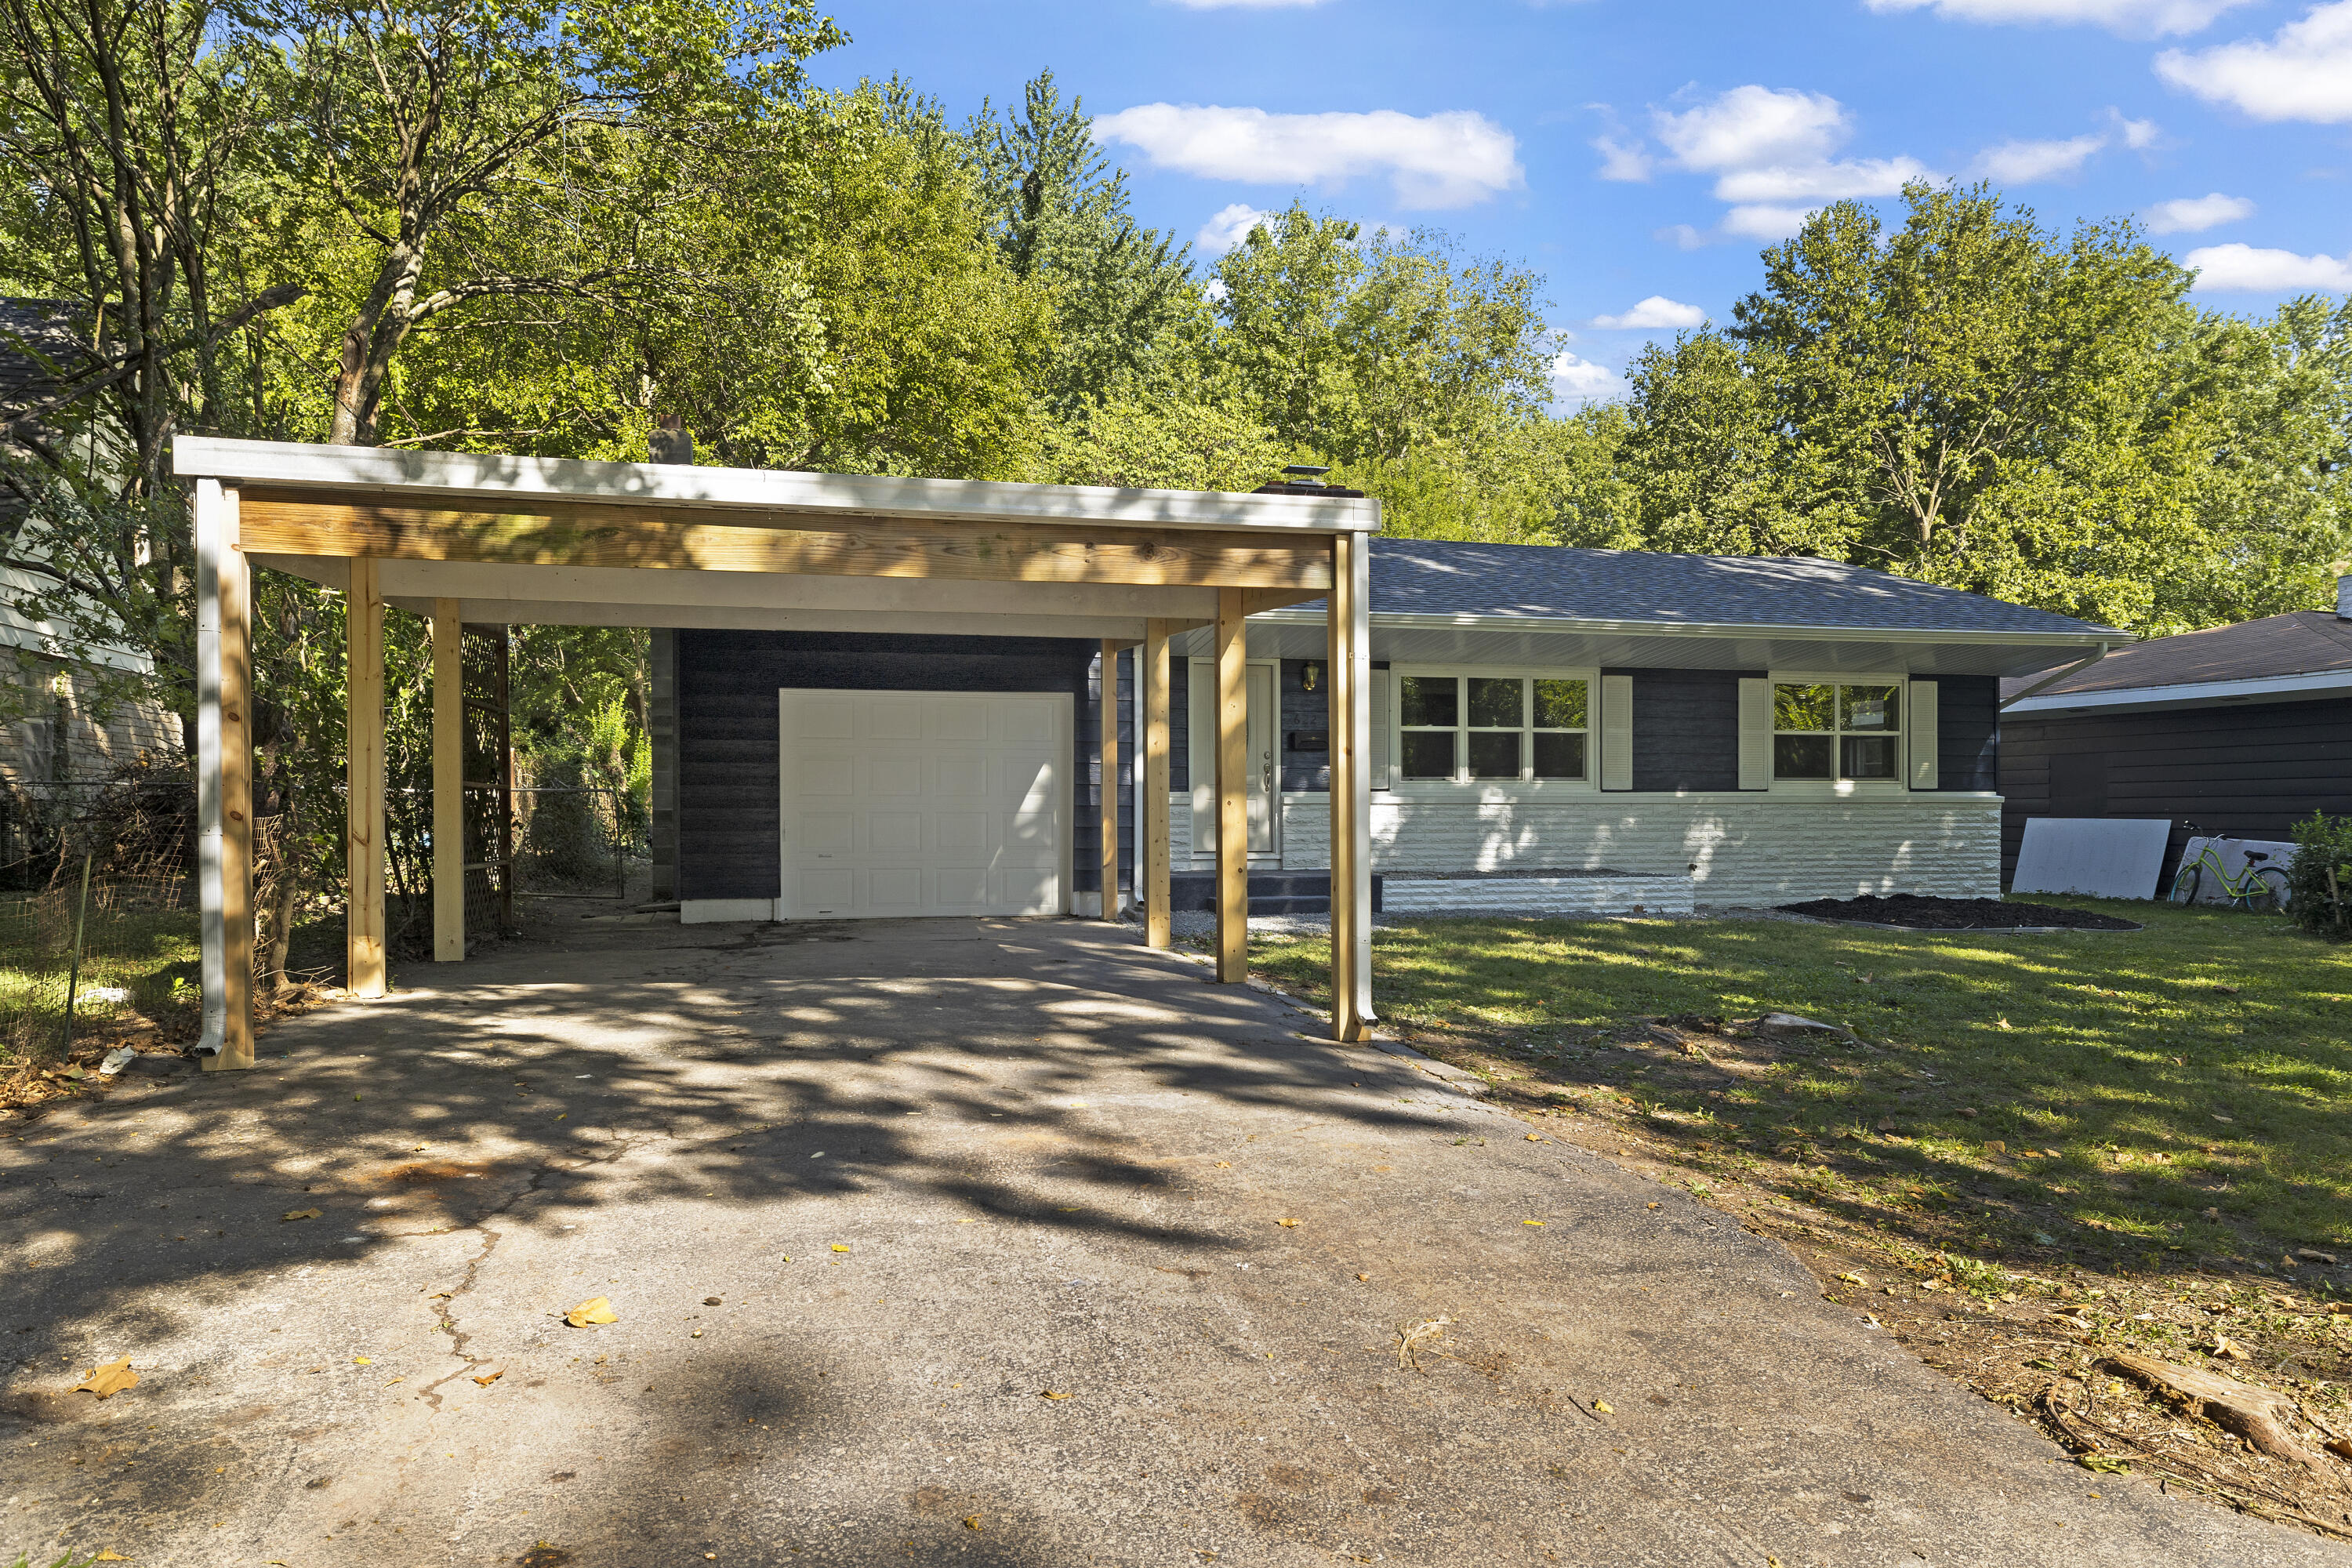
[775,687,1071,920]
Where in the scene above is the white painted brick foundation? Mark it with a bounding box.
[1382,874,1697,917]
[1175,792,2003,906]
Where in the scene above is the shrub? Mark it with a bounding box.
[2286,811,2352,938]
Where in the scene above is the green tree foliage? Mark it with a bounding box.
[965,71,1200,416]
[1610,184,2352,633]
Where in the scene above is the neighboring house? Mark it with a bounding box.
[1998,580,2352,889]
[672,541,2120,919]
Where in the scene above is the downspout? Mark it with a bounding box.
[2001,642,2111,709]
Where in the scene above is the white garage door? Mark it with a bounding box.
[777,689,1070,919]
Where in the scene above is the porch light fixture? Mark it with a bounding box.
[1302,662,1323,692]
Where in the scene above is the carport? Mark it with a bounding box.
[169,437,1380,1069]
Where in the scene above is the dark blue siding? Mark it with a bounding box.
[1616,667,1755,793]
[677,631,1105,903]
[1926,674,1999,792]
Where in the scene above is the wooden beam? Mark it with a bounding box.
[215,490,255,1070]
[1242,586,1327,615]
[347,558,387,998]
[1332,534,1374,1041]
[432,599,464,961]
[1099,640,1121,920]
[1214,587,1248,983]
[1144,619,1172,949]
[238,494,1336,593]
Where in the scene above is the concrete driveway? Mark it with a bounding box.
[2,916,2338,1567]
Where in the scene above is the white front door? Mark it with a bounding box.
[1189,661,1277,856]
[777,689,1070,918]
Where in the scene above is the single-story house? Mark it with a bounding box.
[666,540,2122,921]
[1999,580,2352,887]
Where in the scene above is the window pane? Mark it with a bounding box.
[1841,684,1900,733]
[1468,731,1521,779]
[1774,683,1835,731]
[1533,731,1586,779]
[1400,676,1457,728]
[1401,729,1457,780]
[1775,734,1833,779]
[1532,678,1588,730]
[1468,677,1523,728]
[1843,735,1900,779]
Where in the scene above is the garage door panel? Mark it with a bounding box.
[780,689,1068,919]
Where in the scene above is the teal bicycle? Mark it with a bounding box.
[2171,826,2290,913]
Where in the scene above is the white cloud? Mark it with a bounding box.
[1195,203,1272,254]
[2111,111,2161,148]
[1722,204,1818,240]
[2185,242,2352,291]
[1550,351,1624,400]
[2144,191,2255,232]
[1654,223,1711,250]
[1592,133,1653,182]
[1713,157,1929,201]
[1973,132,2107,182]
[1590,296,1707,330]
[1094,103,1523,209]
[1653,86,1849,173]
[2156,2,2352,124]
[1864,0,2251,35]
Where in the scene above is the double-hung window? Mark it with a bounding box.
[1773,682,1901,781]
[1398,673,1589,783]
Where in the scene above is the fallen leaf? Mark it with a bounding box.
[830,1244,850,1253]
[2296,1248,2339,1265]
[75,1357,137,1399]
[705,1297,722,1306]
[1646,1202,1659,1210]
[1523,1220,1545,1227]
[1356,1272,1371,1282]
[93,1554,128,1563]
[1276,1218,1300,1229]
[473,1368,503,1387]
[2203,1207,2222,1221]
[963,1517,983,1532]
[2212,1114,2234,1124]
[281,1207,321,1222]
[354,1356,372,1366]
[1040,1390,1072,1400]
[1592,1399,1614,1414]
[1524,1134,1542,1142]
[564,1297,618,1327]
[1214,1161,1231,1168]
[2209,1335,2250,1361]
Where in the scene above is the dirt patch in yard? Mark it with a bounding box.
[1778,894,2143,931]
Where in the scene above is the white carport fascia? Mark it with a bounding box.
[172,436,1381,535]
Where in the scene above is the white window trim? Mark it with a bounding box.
[1385,665,1602,799]
[1765,670,1911,798]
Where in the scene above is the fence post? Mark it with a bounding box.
[60,851,92,1053]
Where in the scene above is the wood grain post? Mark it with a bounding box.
[1214,588,1248,983]
[1143,620,1172,949]
[1099,639,1120,920]
[347,558,387,998]
[1332,534,1374,1040]
[432,599,464,960]
[215,488,255,1069]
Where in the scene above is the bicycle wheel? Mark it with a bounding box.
[2245,868,2289,914]
[2172,865,2204,906]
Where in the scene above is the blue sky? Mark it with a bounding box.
[804,0,2352,401]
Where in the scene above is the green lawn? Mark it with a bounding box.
[1254,898,2352,1270]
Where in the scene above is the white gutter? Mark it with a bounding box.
[2004,665,2352,714]
[1250,606,2125,649]
[2001,644,2111,707]
[172,435,1381,536]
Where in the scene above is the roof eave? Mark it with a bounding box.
[2004,667,2352,714]
[1249,607,2128,645]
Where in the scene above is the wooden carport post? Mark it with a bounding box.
[1142,619,1172,949]
[1214,588,1249,982]
[1330,532,1374,1041]
[195,479,255,1069]
[432,600,464,960]
[1099,638,1121,920]
[347,559,387,997]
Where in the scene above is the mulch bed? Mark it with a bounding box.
[1777,894,2142,931]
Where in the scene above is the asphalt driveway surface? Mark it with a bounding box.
[2,917,2339,1567]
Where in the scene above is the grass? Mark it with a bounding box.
[1250,898,2352,1536]
[0,886,200,1106]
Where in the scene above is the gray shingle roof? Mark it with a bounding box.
[1359,539,2120,637]
[2002,609,2352,699]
